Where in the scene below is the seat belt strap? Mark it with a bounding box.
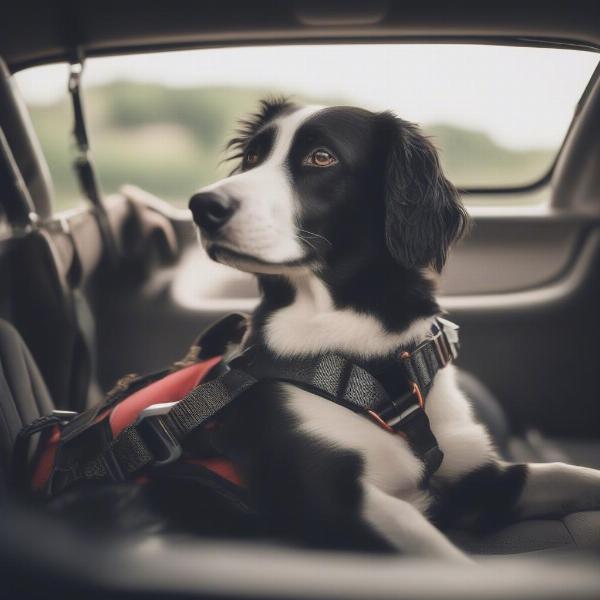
[0,125,38,228]
[68,50,118,264]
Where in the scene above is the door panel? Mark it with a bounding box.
[441,216,586,295]
[448,229,600,436]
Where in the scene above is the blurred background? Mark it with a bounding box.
[14,44,597,212]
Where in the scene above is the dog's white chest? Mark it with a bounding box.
[283,365,495,507]
[283,384,425,498]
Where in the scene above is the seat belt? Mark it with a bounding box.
[0,125,38,229]
[68,49,118,265]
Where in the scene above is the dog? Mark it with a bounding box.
[188,99,600,561]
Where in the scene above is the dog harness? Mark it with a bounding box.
[14,314,459,497]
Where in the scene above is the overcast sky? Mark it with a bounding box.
[15,44,598,150]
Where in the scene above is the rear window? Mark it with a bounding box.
[15,44,598,210]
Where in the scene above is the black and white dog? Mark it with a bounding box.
[188,99,600,561]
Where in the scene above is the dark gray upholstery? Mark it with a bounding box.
[459,369,600,471]
[0,320,54,482]
[546,439,600,470]
[449,511,600,555]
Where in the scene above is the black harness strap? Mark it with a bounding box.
[54,368,258,491]
[226,320,457,477]
[51,318,459,493]
[404,317,459,397]
[165,368,258,439]
[230,351,390,412]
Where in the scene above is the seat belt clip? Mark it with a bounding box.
[135,402,182,466]
[50,410,78,425]
[366,382,424,434]
[436,317,460,359]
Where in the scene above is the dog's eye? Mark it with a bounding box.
[244,150,260,167]
[304,148,338,168]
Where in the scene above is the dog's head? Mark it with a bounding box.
[189,98,468,276]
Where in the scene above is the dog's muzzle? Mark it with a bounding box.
[189,191,238,236]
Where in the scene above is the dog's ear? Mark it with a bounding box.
[381,114,470,272]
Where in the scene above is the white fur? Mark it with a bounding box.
[515,462,600,518]
[265,273,433,358]
[362,483,472,562]
[195,106,323,266]
[285,384,426,503]
[425,366,496,481]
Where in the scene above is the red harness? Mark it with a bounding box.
[24,315,458,495]
[31,357,242,493]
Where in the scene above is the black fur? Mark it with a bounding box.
[380,113,469,273]
[430,463,528,531]
[212,381,392,551]
[226,96,296,170]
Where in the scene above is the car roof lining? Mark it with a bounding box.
[2,1,600,72]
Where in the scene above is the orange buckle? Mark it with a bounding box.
[367,381,424,434]
[399,350,424,407]
[411,381,424,409]
[366,410,395,433]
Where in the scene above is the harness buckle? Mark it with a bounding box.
[366,409,395,433]
[410,381,424,409]
[50,410,78,425]
[135,402,182,466]
[367,382,424,434]
[436,317,459,360]
[431,331,449,365]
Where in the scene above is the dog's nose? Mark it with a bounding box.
[189,192,237,235]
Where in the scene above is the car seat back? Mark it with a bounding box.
[0,319,54,486]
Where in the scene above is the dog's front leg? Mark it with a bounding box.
[515,462,600,518]
[362,483,472,563]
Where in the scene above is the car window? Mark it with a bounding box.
[14,63,83,212]
[15,44,598,210]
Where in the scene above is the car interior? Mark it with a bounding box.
[1,1,600,598]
